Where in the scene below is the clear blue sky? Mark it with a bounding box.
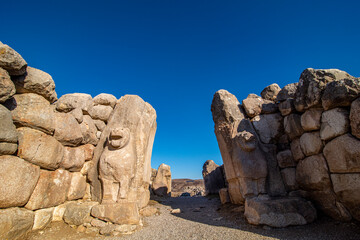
[2,1,359,179]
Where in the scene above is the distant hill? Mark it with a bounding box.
[171,179,205,197]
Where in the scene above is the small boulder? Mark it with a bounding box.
[56,93,92,113]
[89,105,113,122]
[63,202,98,226]
[277,150,296,168]
[320,108,349,141]
[219,188,230,204]
[0,207,34,240]
[300,132,323,157]
[80,115,98,145]
[300,108,322,131]
[242,94,263,118]
[53,112,83,147]
[252,113,283,144]
[93,93,117,108]
[33,208,53,230]
[91,202,140,225]
[152,164,172,196]
[70,108,83,123]
[281,168,298,191]
[67,172,87,200]
[278,98,295,116]
[202,160,225,195]
[12,66,57,103]
[350,98,360,139]
[0,42,27,76]
[276,83,298,102]
[284,114,304,140]
[0,67,15,103]
[261,83,281,101]
[290,138,305,162]
[0,104,18,154]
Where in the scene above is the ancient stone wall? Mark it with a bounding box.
[0,42,157,239]
[211,68,360,227]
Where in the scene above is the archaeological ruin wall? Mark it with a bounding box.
[0,42,157,239]
[212,68,360,227]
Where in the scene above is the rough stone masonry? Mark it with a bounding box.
[211,68,360,227]
[0,42,157,239]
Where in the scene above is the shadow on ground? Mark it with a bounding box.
[153,195,360,240]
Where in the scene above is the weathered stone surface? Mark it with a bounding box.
[5,93,55,134]
[278,98,295,116]
[67,172,87,200]
[90,95,157,209]
[301,108,322,131]
[94,119,106,131]
[296,154,331,191]
[252,113,283,144]
[281,168,298,191]
[276,83,298,102]
[284,114,304,140]
[0,207,34,240]
[93,93,117,108]
[52,202,71,222]
[0,142,18,155]
[70,107,83,123]
[219,188,231,204]
[25,169,71,210]
[300,132,323,157]
[277,150,296,168]
[242,94,263,118]
[0,42,27,76]
[53,112,83,146]
[202,160,225,195]
[261,100,278,114]
[0,104,18,143]
[33,208,53,230]
[320,108,349,141]
[152,163,172,197]
[244,197,316,227]
[294,68,351,112]
[89,105,113,122]
[211,90,267,203]
[17,127,64,170]
[323,134,360,173]
[91,218,107,228]
[12,66,57,103]
[56,93,92,113]
[91,202,140,225]
[60,145,92,172]
[0,67,15,102]
[80,115,98,145]
[139,206,158,217]
[290,138,305,162]
[63,202,98,226]
[99,224,136,235]
[322,78,360,110]
[80,161,93,176]
[0,155,40,208]
[261,83,281,101]
[331,174,360,221]
[350,98,360,139]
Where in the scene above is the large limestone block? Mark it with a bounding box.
[242,94,263,118]
[60,144,94,172]
[5,93,55,134]
[278,98,295,116]
[300,132,323,157]
[277,150,296,168]
[252,113,283,144]
[331,174,360,221]
[12,66,58,103]
[67,172,87,200]
[290,138,305,162]
[276,83,298,102]
[152,163,172,196]
[284,114,304,140]
[53,112,83,146]
[63,202,98,226]
[0,155,40,208]
[322,77,360,110]
[89,104,113,122]
[89,94,157,208]
[323,134,360,173]
[281,168,298,191]
[294,68,351,112]
[350,98,360,139]
[301,108,322,131]
[0,42,27,76]
[93,93,117,108]
[91,202,140,225]
[261,83,281,101]
[296,154,331,191]
[56,93,92,113]
[202,160,225,195]
[25,169,71,210]
[80,115,98,145]
[320,108,349,141]
[0,104,18,144]
[33,208,53,230]
[0,67,15,102]
[0,207,34,240]
[17,127,64,170]
[244,197,317,228]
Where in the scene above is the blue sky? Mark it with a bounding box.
[2,1,360,179]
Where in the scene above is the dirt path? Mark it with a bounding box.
[28,196,360,240]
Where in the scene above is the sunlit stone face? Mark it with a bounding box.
[109,127,130,149]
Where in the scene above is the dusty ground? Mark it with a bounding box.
[28,196,360,240]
